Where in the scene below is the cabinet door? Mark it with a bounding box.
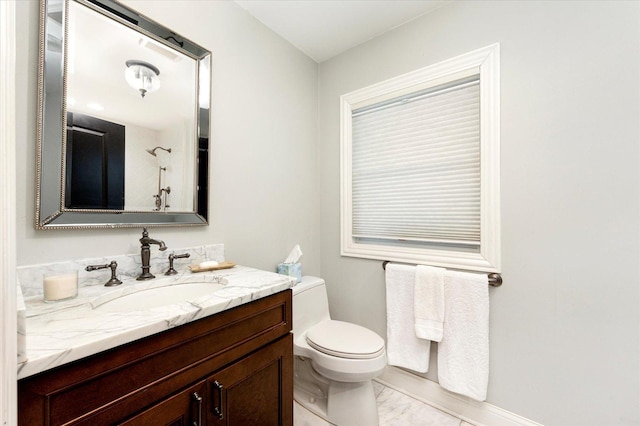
[119,381,207,426]
[208,334,293,426]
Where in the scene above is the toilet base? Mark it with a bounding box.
[327,380,378,426]
[294,357,379,426]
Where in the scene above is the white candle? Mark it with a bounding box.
[43,271,78,302]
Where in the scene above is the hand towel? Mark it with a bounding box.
[385,263,430,373]
[437,270,489,401]
[414,265,445,342]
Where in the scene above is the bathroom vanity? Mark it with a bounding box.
[19,290,292,425]
[17,251,295,426]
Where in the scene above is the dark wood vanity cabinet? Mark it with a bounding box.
[19,290,293,426]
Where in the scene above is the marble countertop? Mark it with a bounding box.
[18,265,296,379]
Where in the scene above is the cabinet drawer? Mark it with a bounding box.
[119,381,207,426]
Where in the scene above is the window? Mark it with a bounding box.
[340,44,500,272]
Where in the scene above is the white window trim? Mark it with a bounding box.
[340,43,500,273]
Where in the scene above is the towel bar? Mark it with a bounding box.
[381,261,502,287]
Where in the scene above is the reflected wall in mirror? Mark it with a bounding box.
[36,0,211,229]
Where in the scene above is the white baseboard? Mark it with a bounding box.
[375,366,543,426]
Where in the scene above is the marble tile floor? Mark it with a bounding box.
[294,381,474,426]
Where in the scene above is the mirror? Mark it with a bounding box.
[36,0,211,229]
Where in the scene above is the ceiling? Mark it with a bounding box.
[234,0,448,63]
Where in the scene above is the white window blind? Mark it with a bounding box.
[340,43,500,272]
[351,76,481,248]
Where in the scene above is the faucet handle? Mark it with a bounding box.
[165,253,191,275]
[86,261,123,287]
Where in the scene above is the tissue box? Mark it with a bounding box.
[277,262,302,283]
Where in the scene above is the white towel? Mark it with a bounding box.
[414,265,445,342]
[385,263,430,373]
[437,270,490,401]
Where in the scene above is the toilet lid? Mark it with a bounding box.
[305,320,385,359]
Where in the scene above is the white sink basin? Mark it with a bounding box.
[94,283,225,313]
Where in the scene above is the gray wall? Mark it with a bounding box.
[318,1,640,425]
[15,0,321,275]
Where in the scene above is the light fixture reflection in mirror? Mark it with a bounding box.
[125,60,161,98]
[36,0,211,229]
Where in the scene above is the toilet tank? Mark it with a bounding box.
[292,276,330,336]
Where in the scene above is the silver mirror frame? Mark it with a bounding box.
[36,0,211,229]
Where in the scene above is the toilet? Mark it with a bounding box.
[292,276,386,426]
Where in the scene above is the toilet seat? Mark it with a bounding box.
[306,320,385,360]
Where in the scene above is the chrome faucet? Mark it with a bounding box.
[137,228,167,280]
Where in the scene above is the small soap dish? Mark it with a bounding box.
[189,261,236,273]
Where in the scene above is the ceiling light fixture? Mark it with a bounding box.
[125,60,160,98]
